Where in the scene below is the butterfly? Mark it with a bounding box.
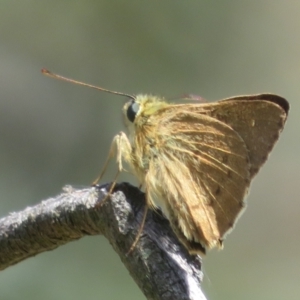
[42,69,289,254]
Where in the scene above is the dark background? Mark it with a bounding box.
[0,2,299,300]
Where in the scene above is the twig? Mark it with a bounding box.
[0,183,206,300]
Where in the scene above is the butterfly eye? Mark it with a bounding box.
[127,101,140,122]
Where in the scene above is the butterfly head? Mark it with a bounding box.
[122,95,168,125]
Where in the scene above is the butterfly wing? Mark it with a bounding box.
[142,94,288,253]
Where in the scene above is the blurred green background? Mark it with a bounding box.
[0,1,299,300]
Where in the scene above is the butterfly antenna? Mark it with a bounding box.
[41,68,135,100]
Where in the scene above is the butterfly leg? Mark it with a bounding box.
[92,141,116,186]
[126,188,149,255]
[94,132,132,205]
[105,132,132,197]
[92,131,132,185]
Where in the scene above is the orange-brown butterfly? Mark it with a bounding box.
[42,69,289,255]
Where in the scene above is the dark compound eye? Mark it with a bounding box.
[126,101,140,122]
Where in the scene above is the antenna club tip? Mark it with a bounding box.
[41,68,50,75]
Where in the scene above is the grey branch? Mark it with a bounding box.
[0,183,206,300]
